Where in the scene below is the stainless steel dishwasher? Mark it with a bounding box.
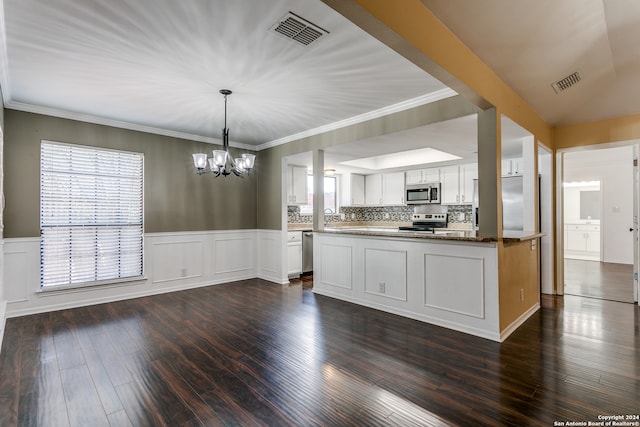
[302,231,313,274]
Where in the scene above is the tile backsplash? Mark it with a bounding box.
[287,204,472,225]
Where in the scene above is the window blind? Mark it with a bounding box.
[40,142,144,288]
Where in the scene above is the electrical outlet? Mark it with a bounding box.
[351,213,355,219]
[181,268,188,278]
[379,282,386,293]
[520,288,524,301]
[340,213,345,220]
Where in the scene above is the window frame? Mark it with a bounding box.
[39,140,145,291]
[299,174,337,215]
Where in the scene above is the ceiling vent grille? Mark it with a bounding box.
[271,12,329,46]
[551,71,582,93]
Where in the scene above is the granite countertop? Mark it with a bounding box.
[289,222,543,242]
[315,226,544,243]
[319,226,492,242]
[502,230,546,242]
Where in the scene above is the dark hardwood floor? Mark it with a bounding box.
[1,278,638,426]
[564,258,635,303]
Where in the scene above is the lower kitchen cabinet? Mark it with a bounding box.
[287,231,302,276]
[564,223,600,260]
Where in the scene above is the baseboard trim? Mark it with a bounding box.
[312,288,501,342]
[499,302,540,342]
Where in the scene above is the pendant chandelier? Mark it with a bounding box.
[192,89,255,177]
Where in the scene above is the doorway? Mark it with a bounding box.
[560,145,636,303]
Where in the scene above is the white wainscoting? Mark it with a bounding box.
[3,229,284,318]
[424,253,485,319]
[0,238,5,351]
[364,248,407,301]
[257,229,288,284]
[313,233,502,341]
[316,238,353,291]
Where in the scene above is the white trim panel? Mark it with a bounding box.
[313,233,500,341]
[317,240,353,290]
[3,230,268,317]
[424,253,485,319]
[257,230,287,284]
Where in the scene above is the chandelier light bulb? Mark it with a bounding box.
[191,89,255,177]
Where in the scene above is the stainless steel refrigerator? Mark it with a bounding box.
[472,175,524,231]
[502,175,524,231]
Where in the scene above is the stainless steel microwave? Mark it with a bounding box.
[405,182,441,205]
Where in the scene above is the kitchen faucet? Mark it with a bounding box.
[323,207,334,226]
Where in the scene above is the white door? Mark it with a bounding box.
[634,145,639,303]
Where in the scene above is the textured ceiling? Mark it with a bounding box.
[0,0,448,147]
[422,0,640,126]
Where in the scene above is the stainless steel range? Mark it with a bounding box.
[398,213,448,232]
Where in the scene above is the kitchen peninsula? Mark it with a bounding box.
[313,227,542,342]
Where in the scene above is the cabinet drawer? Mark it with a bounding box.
[566,224,600,232]
[287,231,302,242]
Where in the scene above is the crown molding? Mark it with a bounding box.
[5,100,257,151]
[255,88,457,151]
[0,0,12,105]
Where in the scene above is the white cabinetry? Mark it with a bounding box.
[564,223,600,260]
[365,172,405,205]
[460,163,478,204]
[340,173,365,206]
[502,157,523,176]
[405,168,440,185]
[365,174,383,205]
[382,172,405,205]
[441,163,477,205]
[287,231,302,276]
[287,165,307,205]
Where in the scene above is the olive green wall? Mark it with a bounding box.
[257,95,479,230]
[3,110,257,238]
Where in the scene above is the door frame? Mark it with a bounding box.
[556,141,639,303]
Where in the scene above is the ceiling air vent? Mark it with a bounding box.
[271,12,329,46]
[551,71,582,93]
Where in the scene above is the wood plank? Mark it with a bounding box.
[60,365,110,427]
[0,278,638,426]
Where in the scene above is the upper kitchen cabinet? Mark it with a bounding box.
[382,172,405,205]
[441,163,477,205]
[405,168,440,185]
[502,157,523,176]
[287,165,308,205]
[340,173,365,206]
[365,172,405,205]
[365,174,383,205]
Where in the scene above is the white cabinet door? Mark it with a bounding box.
[406,168,440,185]
[440,165,460,205]
[566,227,585,252]
[501,159,512,176]
[382,172,405,205]
[341,173,365,206]
[423,168,440,183]
[585,227,600,253]
[460,163,478,204]
[288,165,308,205]
[405,170,422,185]
[502,158,523,176]
[287,231,302,276]
[512,158,523,175]
[365,174,383,205]
[351,174,365,205]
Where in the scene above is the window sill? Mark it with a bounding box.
[37,276,147,296]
